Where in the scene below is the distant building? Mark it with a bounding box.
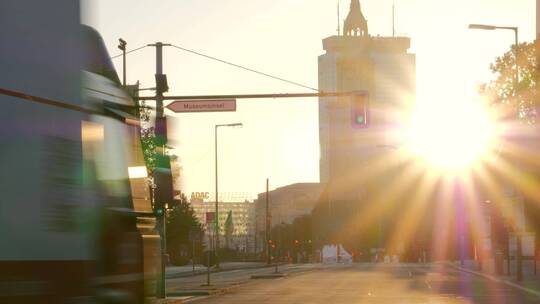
[190,199,255,252]
[315,0,416,255]
[254,183,324,253]
[170,155,184,196]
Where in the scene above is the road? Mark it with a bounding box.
[187,263,540,304]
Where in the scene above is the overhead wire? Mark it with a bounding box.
[111,44,320,92]
[110,45,148,59]
[170,44,320,92]
[109,42,319,92]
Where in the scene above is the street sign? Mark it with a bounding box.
[166,99,236,113]
[205,212,215,224]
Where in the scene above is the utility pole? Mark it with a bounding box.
[512,29,523,283]
[265,178,271,264]
[148,41,171,299]
[215,126,219,267]
[149,42,171,117]
[206,226,211,286]
[118,38,127,86]
[392,3,395,37]
[337,2,340,36]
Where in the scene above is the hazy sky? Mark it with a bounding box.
[83,0,536,199]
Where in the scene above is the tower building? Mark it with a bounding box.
[315,0,416,253]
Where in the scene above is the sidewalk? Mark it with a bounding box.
[446,259,540,298]
[166,261,268,279]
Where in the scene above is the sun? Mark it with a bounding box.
[405,99,496,172]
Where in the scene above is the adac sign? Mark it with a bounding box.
[191,192,210,200]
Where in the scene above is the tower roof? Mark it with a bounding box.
[344,0,368,37]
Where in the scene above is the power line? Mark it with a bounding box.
[110,45,148,59]
[109,42,319,92]
[170,44,319,92]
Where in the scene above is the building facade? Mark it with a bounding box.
[190,199,255,253]
[254,183,324,253]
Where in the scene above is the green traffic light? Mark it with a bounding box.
[155,208,164,216]
[356,116,365,124]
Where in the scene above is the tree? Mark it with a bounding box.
[166,193,204,266]
[268,215,313,263]
[480,41,539,123]
[482,40,540,270]
[139,100,158,173]
[224,210,234,249]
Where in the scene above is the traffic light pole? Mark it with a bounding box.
[148,41,171,299]
[215,125,220,267]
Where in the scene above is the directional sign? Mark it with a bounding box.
[166,99,236,113]
[205,212,215,224]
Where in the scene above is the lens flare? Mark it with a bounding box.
[405,99,495,172]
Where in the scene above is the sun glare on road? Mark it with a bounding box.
[406,99,496,172]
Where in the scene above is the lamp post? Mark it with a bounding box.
[468,24,518,97]
[214,123,243,267]
[117,38,126,86]
[468,23,522,281]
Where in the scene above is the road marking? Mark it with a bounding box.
[424,279,432,289]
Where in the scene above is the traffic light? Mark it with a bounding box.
[351,92,369,128]
[154,207,165,217]
[155,74,169,94]
[153,167,173,212]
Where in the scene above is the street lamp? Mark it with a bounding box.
[468,23,522,281]
[468,23,519,95]
[117,38,126,86]
[214,122,243,267]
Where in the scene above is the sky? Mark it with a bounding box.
[83,0,537,199]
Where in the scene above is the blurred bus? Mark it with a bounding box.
[0,2,159,302]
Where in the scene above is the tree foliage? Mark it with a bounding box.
[480,42,539,123]
[270,215,312,262]
[139,101,157,173]
[224,210,234,249]
[166,194,204,265]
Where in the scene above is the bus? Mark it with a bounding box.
[0,3,159,302]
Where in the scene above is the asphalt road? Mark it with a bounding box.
[190,263,540,304]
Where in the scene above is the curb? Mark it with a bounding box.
[168,291,213,296]
[148,297,186,304]
[446,263,540,298]
[171,284,244,303]
[251,273,287,279]
[166,264,272,279]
